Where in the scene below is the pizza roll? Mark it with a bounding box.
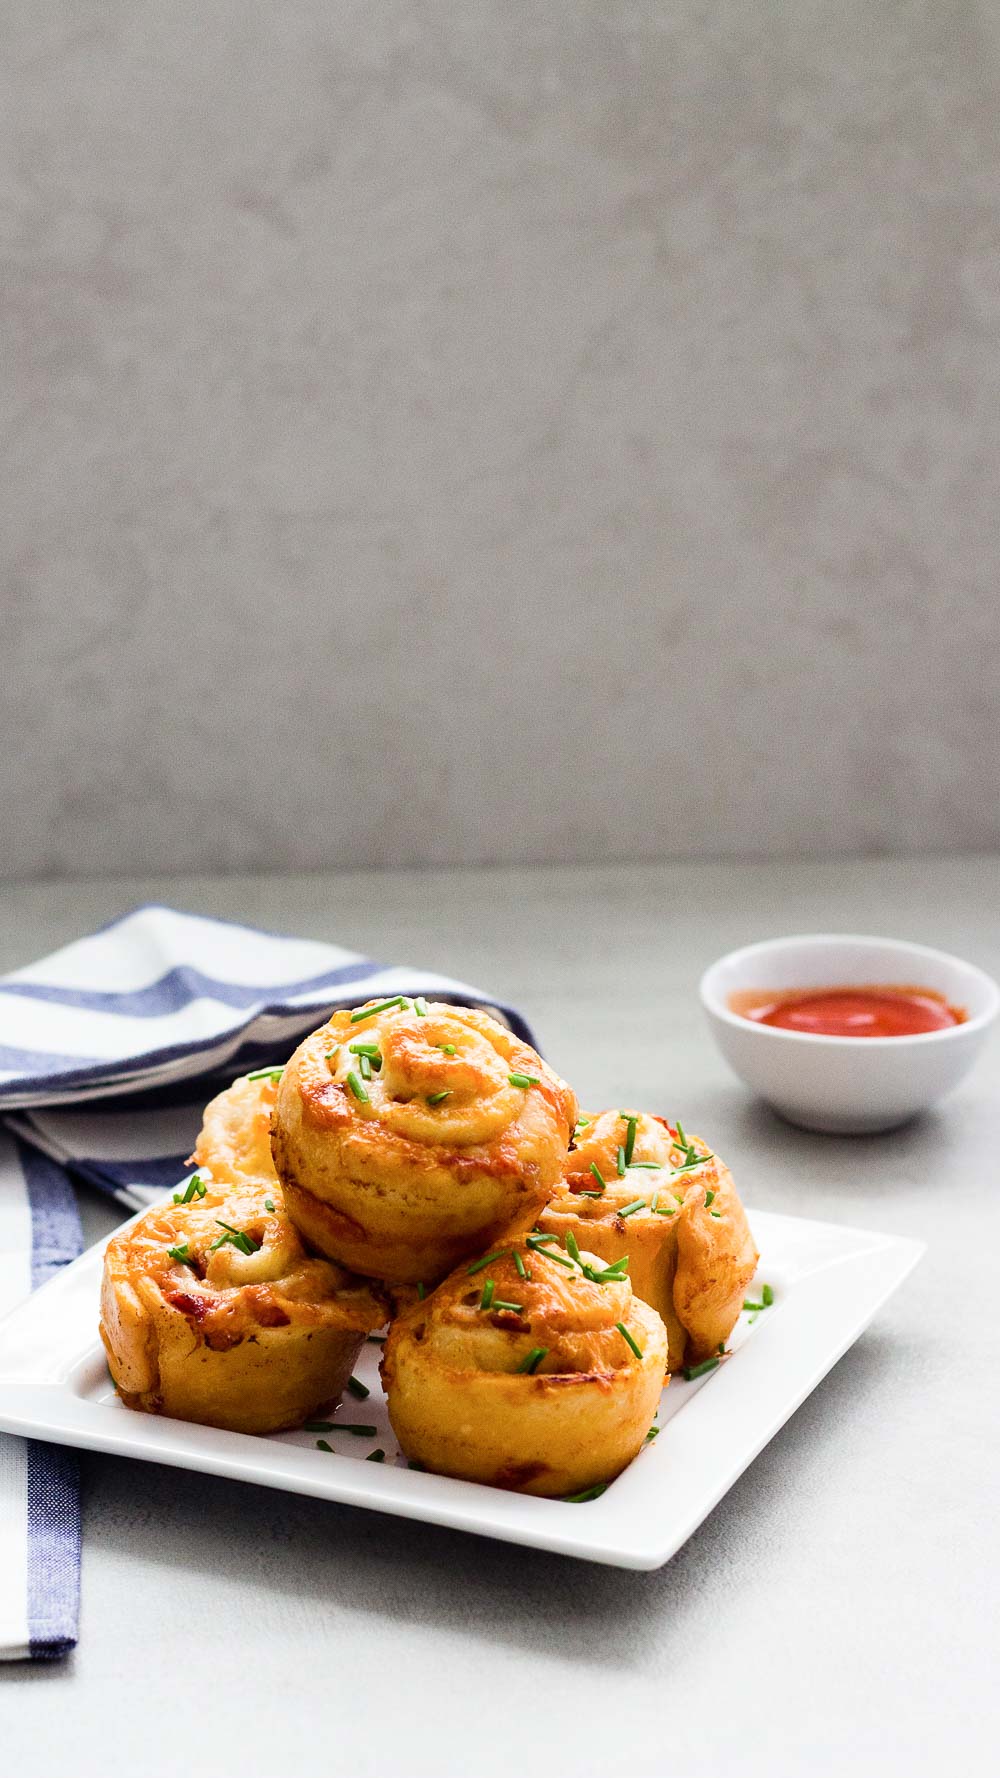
[537,1110,758,1370]
[100,1173,386,1434]
[191,1068,282,1192]
[381,1233,667,1496]
[270,999,577,1285]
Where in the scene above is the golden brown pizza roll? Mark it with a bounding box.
[100,1172,386,1434]
[538,1109,758,1371]
[191,1068,283,1192]
[270,998,577,1286]
[381,1232,667,1496]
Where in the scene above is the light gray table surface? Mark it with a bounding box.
[1,857,997,1777]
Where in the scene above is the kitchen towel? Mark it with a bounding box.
[0,904,536,1659]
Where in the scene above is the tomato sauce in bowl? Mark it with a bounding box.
[728,985,966,1038]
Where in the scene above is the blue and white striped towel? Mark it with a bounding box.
[0,904,536,1660]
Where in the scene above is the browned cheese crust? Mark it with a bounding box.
[381,1236,667,1496]
[100,1076,387,1433]
[270,1001,577,1285]
[192,1069,281,1190]
[537,1110,759,1371]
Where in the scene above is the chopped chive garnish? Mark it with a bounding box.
[683,1356,721,1380]
[416,1282,426,1300]
[467,1248,509,1276]
[575,1117,591,1131]
[366,1449,386,1463]
[565,1231,581,1263]
[653,1205,675,1216]
[536,1245,575,1269]
[616,1145,626,1177]
[426,1089,451,1105]
[762,1283,774,1306]
[480,1279,496,1310]
[645,1424,660,1442]
[166,1241,190,1263]
[619,1198,646,1218]
[627,1162,661,1170]
[616,1321,643,1360]
[589,1162,606,1191]
[517,1347,547,1374]
[513,1251,528,1280]
[408,1459,425,1471]
[247,1066,284,1082]
[669,1113,714,1171]
[577,1190,604,1198]
[347,1376,370,1400]
[583,1258,630,1283]
[173,1174,207,1204]
[414,996,429,1017]
[564,1483,607,1503]
[346,1070,369,1103]
[209,1233,256,1256]
[744,1297,768,1312]
[709,1210,721,1218]
[439,1043,456,1055]
[650,1193,659,1212]
[350,997,407,1024]
[304,1422,334,1432]
[316,1439,335,1452]
[704,1189,715,1207]
[209,1220,261,1256]
[264,1198,275,1212]
[508,1072,540,1089]
[492,1300,524,1313]
[367,1333,386,1344]
[348,1041,380,1057]
[718,1341,726,1354]
[359,1053,372,1081]
[325,1048,339,1070]
[624,1115,638,1164]
[527,1232,559,1247]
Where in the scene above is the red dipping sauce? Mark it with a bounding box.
[730,985,965,1038]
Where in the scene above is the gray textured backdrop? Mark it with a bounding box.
[4,1,999,880]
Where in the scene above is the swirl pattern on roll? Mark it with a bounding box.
[538,1108,759,1369]
[101,1075,386,1433]
[382,1234,667,1495]
[271,1000,577,1284]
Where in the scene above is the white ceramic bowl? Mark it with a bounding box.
[700,933,998,1134]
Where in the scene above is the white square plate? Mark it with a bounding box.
[0,1208,922,1569]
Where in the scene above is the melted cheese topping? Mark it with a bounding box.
[565,1108,715,1213]
[107,1178,383,1339]
[402,1239,652,1377]
[301,1001,574,1152]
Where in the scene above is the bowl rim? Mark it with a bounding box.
[699,932,1000,1047]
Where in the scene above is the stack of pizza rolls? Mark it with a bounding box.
[101,997,759,1495]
